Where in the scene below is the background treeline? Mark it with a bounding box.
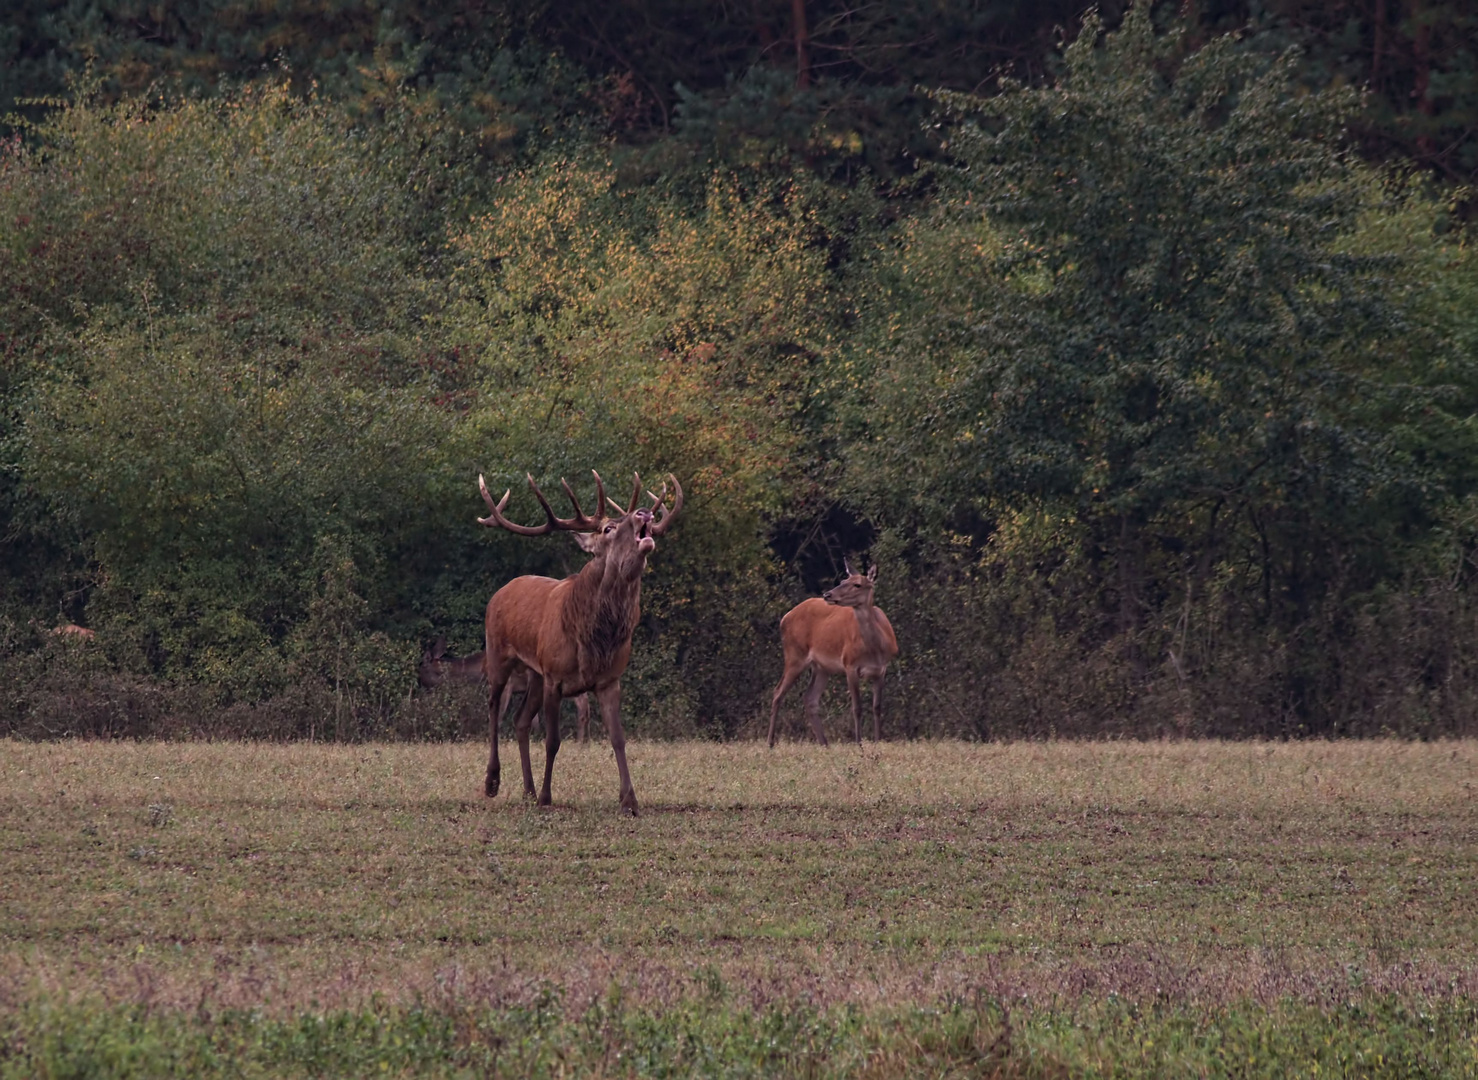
[2,2,1477,741]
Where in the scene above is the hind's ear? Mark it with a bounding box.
[867,564,878,582]
[431,636,448,658]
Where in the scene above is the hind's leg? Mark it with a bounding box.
[803,670,830,746]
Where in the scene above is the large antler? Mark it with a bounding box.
[607,473,645,518]
[649,474,684,536]
[478,470,607,535]
[601,472,683,535]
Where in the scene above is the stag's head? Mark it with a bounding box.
[476,469,683,580]
[822,558,878,608]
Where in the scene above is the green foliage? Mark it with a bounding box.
[0,77,873,735]
[2,994,1475,1079]
[838,7,1475,730]
[1,82,476,707]
[439,151,867,730]
[0,2,588,160]
[866,7,1405,536]
[1240,0,1478,185]
[4,10,1478,738]
[9,1,1476,193]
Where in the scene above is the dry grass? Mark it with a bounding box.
[2,738,1476,1017]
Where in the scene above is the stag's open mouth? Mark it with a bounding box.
[634,508,656,552]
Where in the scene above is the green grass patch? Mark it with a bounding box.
[3,993,1475,1079]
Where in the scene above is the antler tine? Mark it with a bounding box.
[477,474,556,535]
[649,474,683,536]
[557,473,607,530]
[525,473,567,528]
[591,470,607,522]
[558,476,587,519]
[604,471,645,517]
[646,478,668,517]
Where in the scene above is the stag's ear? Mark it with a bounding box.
[573,531,602,554]
[867,564,878,582]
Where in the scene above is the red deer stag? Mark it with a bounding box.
[477,469,682,814]
[768,559,899,747]
[418,638,591,740]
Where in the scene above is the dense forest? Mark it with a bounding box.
[3,1,1477,741]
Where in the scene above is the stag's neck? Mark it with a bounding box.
[566,555,645,677]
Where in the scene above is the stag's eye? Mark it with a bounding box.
[604,525,615,534]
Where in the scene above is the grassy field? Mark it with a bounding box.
[2,738,1476,1077]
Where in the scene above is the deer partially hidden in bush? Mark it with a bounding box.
[768,559,899,747]
[30,621,95,641]
[418,638,591,741]
[476,469,682,814]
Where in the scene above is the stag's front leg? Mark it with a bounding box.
[803,670,830,747]
[537,682,562,806]
[575,693,590,743]
[512,675,542,799]
[596,682,638,815]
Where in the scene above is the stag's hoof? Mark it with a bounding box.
[620,792,639,816]
[485,772,500,798]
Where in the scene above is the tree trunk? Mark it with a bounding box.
[1117,512,1146,677]
[1410,0,1436,160]
[1371,0,1387,85]
[792,0,810,89]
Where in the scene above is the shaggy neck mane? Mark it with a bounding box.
[564,553,644,678]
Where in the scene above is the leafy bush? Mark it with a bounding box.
[4,13,1478,740]
[836,7,1478,737]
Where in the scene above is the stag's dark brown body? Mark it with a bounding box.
[477,471,681,814]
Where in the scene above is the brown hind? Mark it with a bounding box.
[768,559,899,746]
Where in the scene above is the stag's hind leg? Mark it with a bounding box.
[537,682,562,807]
[575,693,591,742]
[485,670,515,797]
[512,674,543,799]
